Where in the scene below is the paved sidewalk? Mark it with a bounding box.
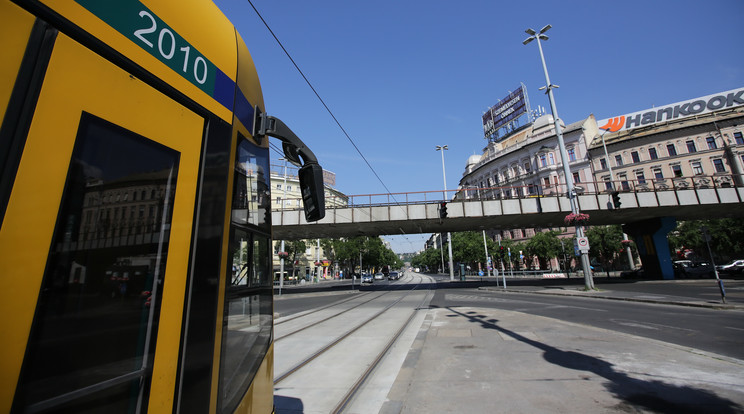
[382,305,744,413]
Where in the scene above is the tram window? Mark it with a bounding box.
[15,113,179,412]
[231,135,270,231]
[220,136,272,413]
[221,231,272,412]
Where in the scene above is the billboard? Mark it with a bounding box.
[597,87,744,133]
[483,85,528,139]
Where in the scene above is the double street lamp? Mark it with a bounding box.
[523,25,595,290]
[436,145,455,281]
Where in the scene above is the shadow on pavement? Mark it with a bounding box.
[444,306,743,414]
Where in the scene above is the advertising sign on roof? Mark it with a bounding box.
[597,87,744,133]
[483,85,527,139]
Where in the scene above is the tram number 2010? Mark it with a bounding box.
[134,10,209,85]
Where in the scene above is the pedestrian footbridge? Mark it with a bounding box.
[273,175,744,240]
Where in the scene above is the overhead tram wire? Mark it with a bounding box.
[245,0,409,218]
[247,1,427,251]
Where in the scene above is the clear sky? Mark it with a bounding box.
[213,0,744,254]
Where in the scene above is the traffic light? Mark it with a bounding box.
[439,202,448,218]
[611,191,621,208]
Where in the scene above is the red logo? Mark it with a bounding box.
[600,116,625,132]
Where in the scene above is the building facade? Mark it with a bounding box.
[588,94,744,193]
[270,163,348,280]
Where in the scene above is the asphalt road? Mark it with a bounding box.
[276,277,744,360]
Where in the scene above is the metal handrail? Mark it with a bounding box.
[272,173,744,211]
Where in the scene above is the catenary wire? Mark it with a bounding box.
[247,0,428,250]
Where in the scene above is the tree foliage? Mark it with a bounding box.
[329,236,401,274]
[586,225,624,273]
[525,230,561,269]
[667,218,744,262]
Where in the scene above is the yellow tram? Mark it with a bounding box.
[0,0,324,412]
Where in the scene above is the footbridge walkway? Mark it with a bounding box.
[272,175,744,240]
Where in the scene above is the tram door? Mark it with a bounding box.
[1,31,204,412]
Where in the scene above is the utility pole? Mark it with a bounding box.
[523,25,594,289]
[436,145,455,281]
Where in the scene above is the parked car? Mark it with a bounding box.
[388,271,399,280]
[716,259,744,274]
[361,273,373,283]
[673,260,714,278]
[374,272,385,281]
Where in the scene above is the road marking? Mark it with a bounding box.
[445,294,608,312]
[610,318,696,333]
[725,326,744,332]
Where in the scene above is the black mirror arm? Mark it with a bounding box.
[259,114,319,167]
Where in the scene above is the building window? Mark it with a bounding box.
[539,154,547,167]
[548,153,555,165]
[671,164,683,177]
[653,168,664,180]
[567,148,576,162]
[636,171,646,184]
[572,172,580,183]
[631,151,640,163]
[543,177,550,188]
[691,161,703,175]
[667,144,677,156]
[706,137,717,149]
[735,132,744,145]
[619,174,630,191]
[600,158,607,170]
[524,162,531,173]
[603,177,612,190]
[276,184,282,190]
[713,159,726,173]
[686,140,697,153]
[493,174,499,185]
[615,154,623,167]
[648,147,658,160]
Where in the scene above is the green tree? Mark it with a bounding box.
[285,240,307,278]
[411,247,442,272]
[586,225,623,276]
[525,230,561,270]
[451,231,492,270]
[668,218,744,262]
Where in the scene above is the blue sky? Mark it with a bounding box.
[213,0,744,253]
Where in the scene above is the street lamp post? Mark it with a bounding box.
[436,145,455,281]
[523,25,594,290]
[278,158,288,295]
[597,128,635,270]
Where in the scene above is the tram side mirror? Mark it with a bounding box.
[299,163,325,222]
[258,113,326,221]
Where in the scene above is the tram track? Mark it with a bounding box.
[275,279,418,341]
[332,287,434,414]
[273,273,436,413]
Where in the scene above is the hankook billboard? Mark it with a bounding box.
[597,87,744,133]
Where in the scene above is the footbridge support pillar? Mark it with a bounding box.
[623,217,677,280]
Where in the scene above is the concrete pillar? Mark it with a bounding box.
[623,217,677,280]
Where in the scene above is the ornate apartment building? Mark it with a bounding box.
[457,113,595,244]
[588,90,744,193]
